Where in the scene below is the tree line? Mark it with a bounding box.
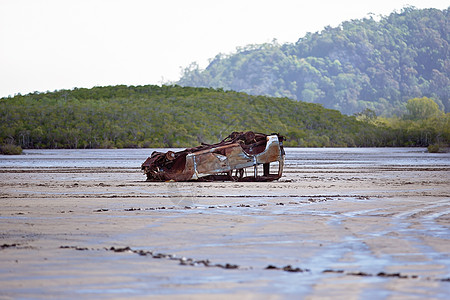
[1,85,448,151]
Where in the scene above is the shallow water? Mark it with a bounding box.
[1,147,448,168]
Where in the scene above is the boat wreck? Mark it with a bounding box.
[141,131,285,182]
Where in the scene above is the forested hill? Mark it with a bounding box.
[178,7,449,116]
[1,85,448,150]
[0,85,378,149]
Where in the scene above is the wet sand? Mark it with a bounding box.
[0,148,449,299]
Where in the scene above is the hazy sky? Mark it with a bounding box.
[0,0,448,98]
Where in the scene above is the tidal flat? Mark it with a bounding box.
[0,148,449,299]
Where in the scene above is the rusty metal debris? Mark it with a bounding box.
[141,131,285,182]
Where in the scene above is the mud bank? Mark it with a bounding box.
[0,148,449,299]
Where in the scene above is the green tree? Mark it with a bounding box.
[404,97,442,120]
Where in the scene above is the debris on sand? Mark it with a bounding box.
[142,131,285,182]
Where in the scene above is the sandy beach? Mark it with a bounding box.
[0,148,449,299]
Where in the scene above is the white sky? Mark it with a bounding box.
[0,0,448,98]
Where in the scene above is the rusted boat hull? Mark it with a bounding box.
[141,132,285,182]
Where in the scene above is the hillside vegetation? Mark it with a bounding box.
[178,7,449,116]
[1,85,448,150]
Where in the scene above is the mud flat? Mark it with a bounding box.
[0,148,449,299]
